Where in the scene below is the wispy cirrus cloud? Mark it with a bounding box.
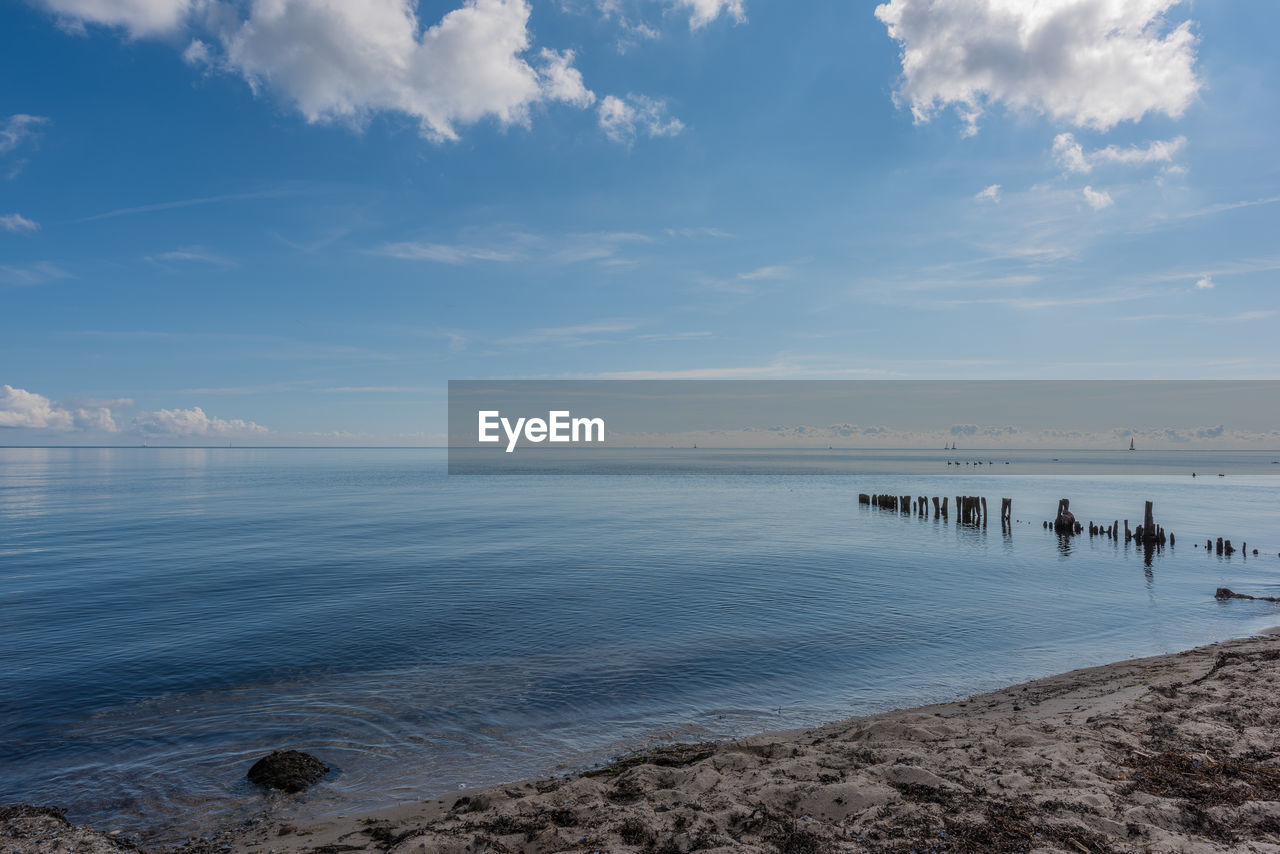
[0,213,39,232]
[0,261,72,287]
[75,188,293,222]
[145,246,235,267]
[503,319,640,346]
[737,264,792,281]
[375,241,526,264]
[0,114,48,156]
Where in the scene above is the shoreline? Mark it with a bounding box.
[10,628,1280,853]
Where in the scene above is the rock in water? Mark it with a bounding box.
[247,750,329,793]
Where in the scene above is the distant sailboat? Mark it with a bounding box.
[1129,438,1135,451]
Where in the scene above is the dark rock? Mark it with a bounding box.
[247,750,328,793]
[1216,587,1280,603]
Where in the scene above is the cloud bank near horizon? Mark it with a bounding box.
[0,384,268,439]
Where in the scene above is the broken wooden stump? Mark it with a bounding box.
[1053,498,1077,534]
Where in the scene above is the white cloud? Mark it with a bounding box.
[376,241,523,263]
[534,48,595,108]
[218,0,592,141]
[974,184,1001,203]
[0,385,120,431]
[146,246,234,266]
[503,319,639,346]
[738,264,790,280]
[1082,185,1113,210]
[134,406,269,436]
[598,93,683,143]
[673,0,744,29]
[0,385,74,429]
[40,0,595,143]
[0,213,39,233]
[0,262,73,287]
[0,114,49,156]
[38,0,192,36]
[1195,276,1214,289]
[875,0,1200,134]
[1051,133,1090,174]
[1053,132,1186,173]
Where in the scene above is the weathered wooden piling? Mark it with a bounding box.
[1000,498,1012,524]
[980,496,988,524]
[941,497,948,518]
[1053,498,1078,534]
[932,496,940,517]
[858,493,870,504]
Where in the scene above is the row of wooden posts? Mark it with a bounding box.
[859,493,1273,560]
[1042,499,1172,546]
[857,493,1014,525]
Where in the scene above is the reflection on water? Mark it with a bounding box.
[0,448,1278,841]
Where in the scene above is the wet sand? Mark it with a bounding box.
[8,629,1280,853]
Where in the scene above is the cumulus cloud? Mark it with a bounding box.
[133,406,269,437]
[0,213,39,232]
[1082,185,1113,210]
[1195,276,1214,289]
[0,385,74,429]
[974,184,1001,203]
[598,93,684,143]
[37,0,597,142]
[875,0,1200,134]
[673,0,745,29]
[1051,134,1090,174]
[0,385,121,431]
[221,0,593,141]
[1053,132,1185,173]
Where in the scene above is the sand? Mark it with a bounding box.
[8,630,1280,854]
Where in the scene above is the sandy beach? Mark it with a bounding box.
[8,628,1280,854]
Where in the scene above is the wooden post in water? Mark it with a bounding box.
[941,496,948,518]
[980,496,988,525]
[932,496,940,518]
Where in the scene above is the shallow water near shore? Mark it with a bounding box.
[2,447,1279,842]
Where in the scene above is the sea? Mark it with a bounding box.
[2,447,1279,842]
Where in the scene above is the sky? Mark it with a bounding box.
[1,0,1279,445]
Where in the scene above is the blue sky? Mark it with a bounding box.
[1,0,1278,444]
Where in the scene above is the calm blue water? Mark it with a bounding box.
[2,447,1279,841]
